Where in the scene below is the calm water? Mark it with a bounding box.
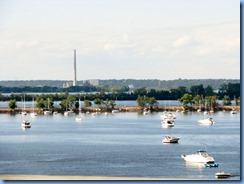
[0,111,240,180]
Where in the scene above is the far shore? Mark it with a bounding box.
[0,174,212,180]
[0,105,240,114]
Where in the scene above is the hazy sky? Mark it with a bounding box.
[0,0,240,80]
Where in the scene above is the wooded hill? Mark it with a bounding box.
[0,79,240,90]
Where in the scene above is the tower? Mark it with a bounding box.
[73,49,77,86]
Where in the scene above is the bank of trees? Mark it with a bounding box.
[2,82,240,111]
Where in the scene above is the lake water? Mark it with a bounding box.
[0,111,240,180]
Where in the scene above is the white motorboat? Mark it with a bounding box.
[143,109,151,115]
[230,110,237,114]
[215,171,231,179]
[161,111,176,120]
[112,110,119,113]
[22,120,31,128]
[181,150,215,164]
[162,135,180,143]
[76,115,82,121]
[44,110,52,115]
[64,110,75,116]
[161,118,174,127]
[198,117,215,125]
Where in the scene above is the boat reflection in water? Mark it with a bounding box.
[184,162,205,169]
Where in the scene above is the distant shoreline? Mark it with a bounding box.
[0,105,240,114]
[0,174,211,180]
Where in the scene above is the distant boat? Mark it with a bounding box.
[76,99,82,121]
[143,108,150,115]
[21,94,27,116]
[215,171,231,179]
[30,98,37,117]
[43,98,52,115]
[231,109,237,114]
[198,117,215,125]
[112,110,119,113]
[161,118,174,127]
[64,110,75,116]
[22,120,31,128]
[162,135,180,143]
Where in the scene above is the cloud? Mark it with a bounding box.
[173,35,198,48]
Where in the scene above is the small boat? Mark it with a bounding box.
[21,94,27,115]
[22,120,31,128]
[198,117,215,125]
[181,150,215,164]
[205,163,219,167]
[215,171,231,179]
[162,135,180,143]
[64,110,75,116]
[230,110,237,114]
[30,98,37,117]
[160,111,176,120]
[143,108,150,115]
[161,118,174,127]
[76,99,83,121]
[112,110,119,113]
[44,98,52,115]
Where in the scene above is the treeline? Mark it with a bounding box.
[0,79,240,89]
[0,83,240,102]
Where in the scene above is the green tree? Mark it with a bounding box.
[179,93,194,110]
[8,99,17,110]
[205,85,214,96]
[36,98,45,108]
[222,95,232,106]
[148,97,158,110]
[206,96,219,111]
[190,84,205,96]
[136,95,148,109]
[84,100,92,107]
[94,98,101,106]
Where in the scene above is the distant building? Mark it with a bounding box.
[63,82,72,88]
[89,79,99,86]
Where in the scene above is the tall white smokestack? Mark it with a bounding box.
[73,49,77,86]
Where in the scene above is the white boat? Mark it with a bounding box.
[43,98,52,115]
[112,110,119,113]
[22,120,31,128]
[161,118,174,127]
[215,171,231,179]
[197,109,201,112]
[64,110,75,116]
[162,135,180,143]
[181,150,215,164]
[230,110,237,114]
[143,109,150,115]
[30,98,37,117]
[198,117,215,125]
[160,111,176,120]
[21,94,27,116]
[76,99,83,121]
[44,110,52,115]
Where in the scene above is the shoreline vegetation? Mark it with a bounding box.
[0,174,209,180]
[0,105,240,114]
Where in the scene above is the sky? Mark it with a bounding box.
[0,0,240,81]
